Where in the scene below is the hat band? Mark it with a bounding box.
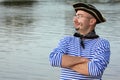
[75,7,102,22]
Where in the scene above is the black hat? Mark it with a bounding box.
[73,2,106,24]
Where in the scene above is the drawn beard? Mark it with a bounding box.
[75,22,81,31]
[75,28,79,31]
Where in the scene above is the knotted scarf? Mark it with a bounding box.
[73,30,99,49]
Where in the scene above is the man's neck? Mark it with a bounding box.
[78,28,94,36]
[78,30,90,36]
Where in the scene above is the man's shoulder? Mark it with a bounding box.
[62,35,75,39]
[60,35,77,43]
[96,37,110,46]
[98,37,110,43]
[63,35,79,40]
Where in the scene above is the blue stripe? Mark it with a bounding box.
[49,36,110,80]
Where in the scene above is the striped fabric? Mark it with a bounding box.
[49,36,110,80]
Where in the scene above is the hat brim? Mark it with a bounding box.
[73,2,106,24]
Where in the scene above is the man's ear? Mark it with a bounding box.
[90,18,96,25]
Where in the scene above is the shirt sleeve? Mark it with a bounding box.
[88,39,111,77]
[49,36,69,67]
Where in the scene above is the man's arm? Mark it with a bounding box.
[69,40,110,77]
[61,54,89,68]
[61,54,90,76]
[70,62,89,76]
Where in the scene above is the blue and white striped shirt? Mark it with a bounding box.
[49,36,110,80]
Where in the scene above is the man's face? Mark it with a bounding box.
[73,10,94,31]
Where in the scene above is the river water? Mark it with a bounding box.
[0,0,120,80]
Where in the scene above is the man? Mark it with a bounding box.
[49,2,110,80]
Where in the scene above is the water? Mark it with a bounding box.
[0,0,120,80]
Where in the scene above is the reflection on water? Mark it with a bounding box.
[0,0,37,6]
[0,0,120,80]
[0,0,36,27]
[3,14,34,27]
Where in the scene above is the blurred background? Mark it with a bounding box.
[0,0,120,80]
